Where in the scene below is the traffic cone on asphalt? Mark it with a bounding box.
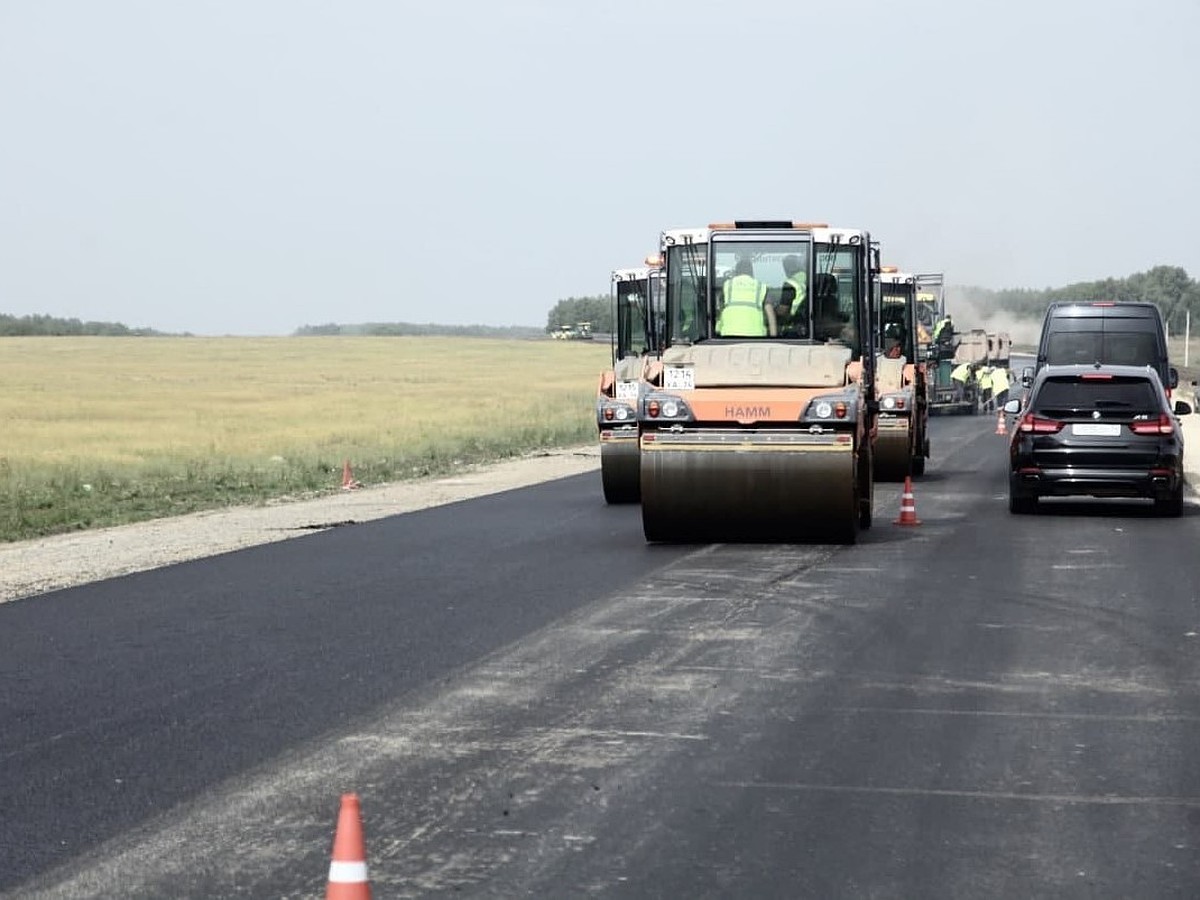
[326,793,371,900]
[894,476,922,526]
[341,460,361,491]
[994,410,1007,435]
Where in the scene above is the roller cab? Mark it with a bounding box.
[639,222,877,543]
[874,266,931,478]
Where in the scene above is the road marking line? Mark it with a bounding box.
[715,782,1200,807]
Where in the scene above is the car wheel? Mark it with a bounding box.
[1009,478,1037,515]
[1155,486,1184,518]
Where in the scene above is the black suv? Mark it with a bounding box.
[1006,364,1191,516]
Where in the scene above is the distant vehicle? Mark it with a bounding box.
[551,323,592,341]
[1006,363,1191,516]
[1027,301,1177,396]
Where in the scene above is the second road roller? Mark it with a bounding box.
[596,259,664,503]
[638,221,879,544]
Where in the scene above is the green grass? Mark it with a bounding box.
[0,336,611,542]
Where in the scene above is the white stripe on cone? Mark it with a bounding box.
[329,861,369,882]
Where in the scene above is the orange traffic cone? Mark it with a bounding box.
[341,460,361,491]
[327,793,371,900]
[994,410,1007,435]
[894,476,922,526]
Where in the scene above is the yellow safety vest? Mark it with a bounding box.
[977,368,993,391]
[991,367,1010,395]
[719,275,768,337]
[785,274,808,316]
[933,318,951,340]
[951,363,971,383]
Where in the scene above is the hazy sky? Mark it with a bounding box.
[3,1,1198,335]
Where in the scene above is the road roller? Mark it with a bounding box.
[874,265,931,479]
[596,259,664,503]
[639,221,878,544]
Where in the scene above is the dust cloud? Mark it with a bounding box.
[945,286,1042,348]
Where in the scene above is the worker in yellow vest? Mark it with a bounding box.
[717,259,776,337]
[991,365,1011,408]
[977,365,994,412]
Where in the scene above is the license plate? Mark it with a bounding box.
[1071,423,1120,436]
[663,366,695,390]
[614,380,639,401]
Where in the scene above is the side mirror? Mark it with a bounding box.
[1003,399,1022,415]
[1169,367,1180,390]
[1174,400,1192,416]
[1021,366,1034,388]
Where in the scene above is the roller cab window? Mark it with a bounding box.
[665,242,708,344]
[615,279,652,358]
[879,283,914,359]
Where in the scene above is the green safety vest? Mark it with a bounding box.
[933,318,951,340]
[719,275,768,337]
[785,274,808,316]
[951,363,971,383]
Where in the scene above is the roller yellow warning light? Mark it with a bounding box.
[596,259,665,503]
[637,221,879,543]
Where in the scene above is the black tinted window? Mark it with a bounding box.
[1044,331,1159,368]
[1034,376,1161,417]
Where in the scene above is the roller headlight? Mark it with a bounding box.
[661,399,681,418]
[614,406,631,421]
[814,401,834,419]
[882,396,896,410]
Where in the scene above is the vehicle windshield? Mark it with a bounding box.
[615,278,652,358]
[812,241,862,356]
[665,236,861,355]
[1045,331,1160,369]
[708,239,812,340]
[1034,376,1162,419]
[915,291,939,344]
[879,283,914,358]
[665,242,707,344]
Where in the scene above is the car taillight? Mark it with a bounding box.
[1018,413,1063,434]
[1130,414,1174,435]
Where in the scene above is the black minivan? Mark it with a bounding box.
[1025,301,1178,395]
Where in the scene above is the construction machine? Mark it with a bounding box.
[918,274,976,415]
[638,221,877,544]
[875,266,930,478]
[596,260,664,503]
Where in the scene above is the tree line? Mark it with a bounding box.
[0,313,163,336]
[960,265,1200,331]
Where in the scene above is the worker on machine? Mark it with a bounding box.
[717,259,776,337]
[777,254,809,336]
[932,313,953,343]
[883,322,905,359]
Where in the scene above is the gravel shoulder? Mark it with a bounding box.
[0,445,600,604]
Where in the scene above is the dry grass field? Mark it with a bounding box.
[0,336,611,541]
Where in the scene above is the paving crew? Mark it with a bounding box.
[991,365,1011,408]
[977,364,994,412]
[951,361,972,385]
[717,259,776,337]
